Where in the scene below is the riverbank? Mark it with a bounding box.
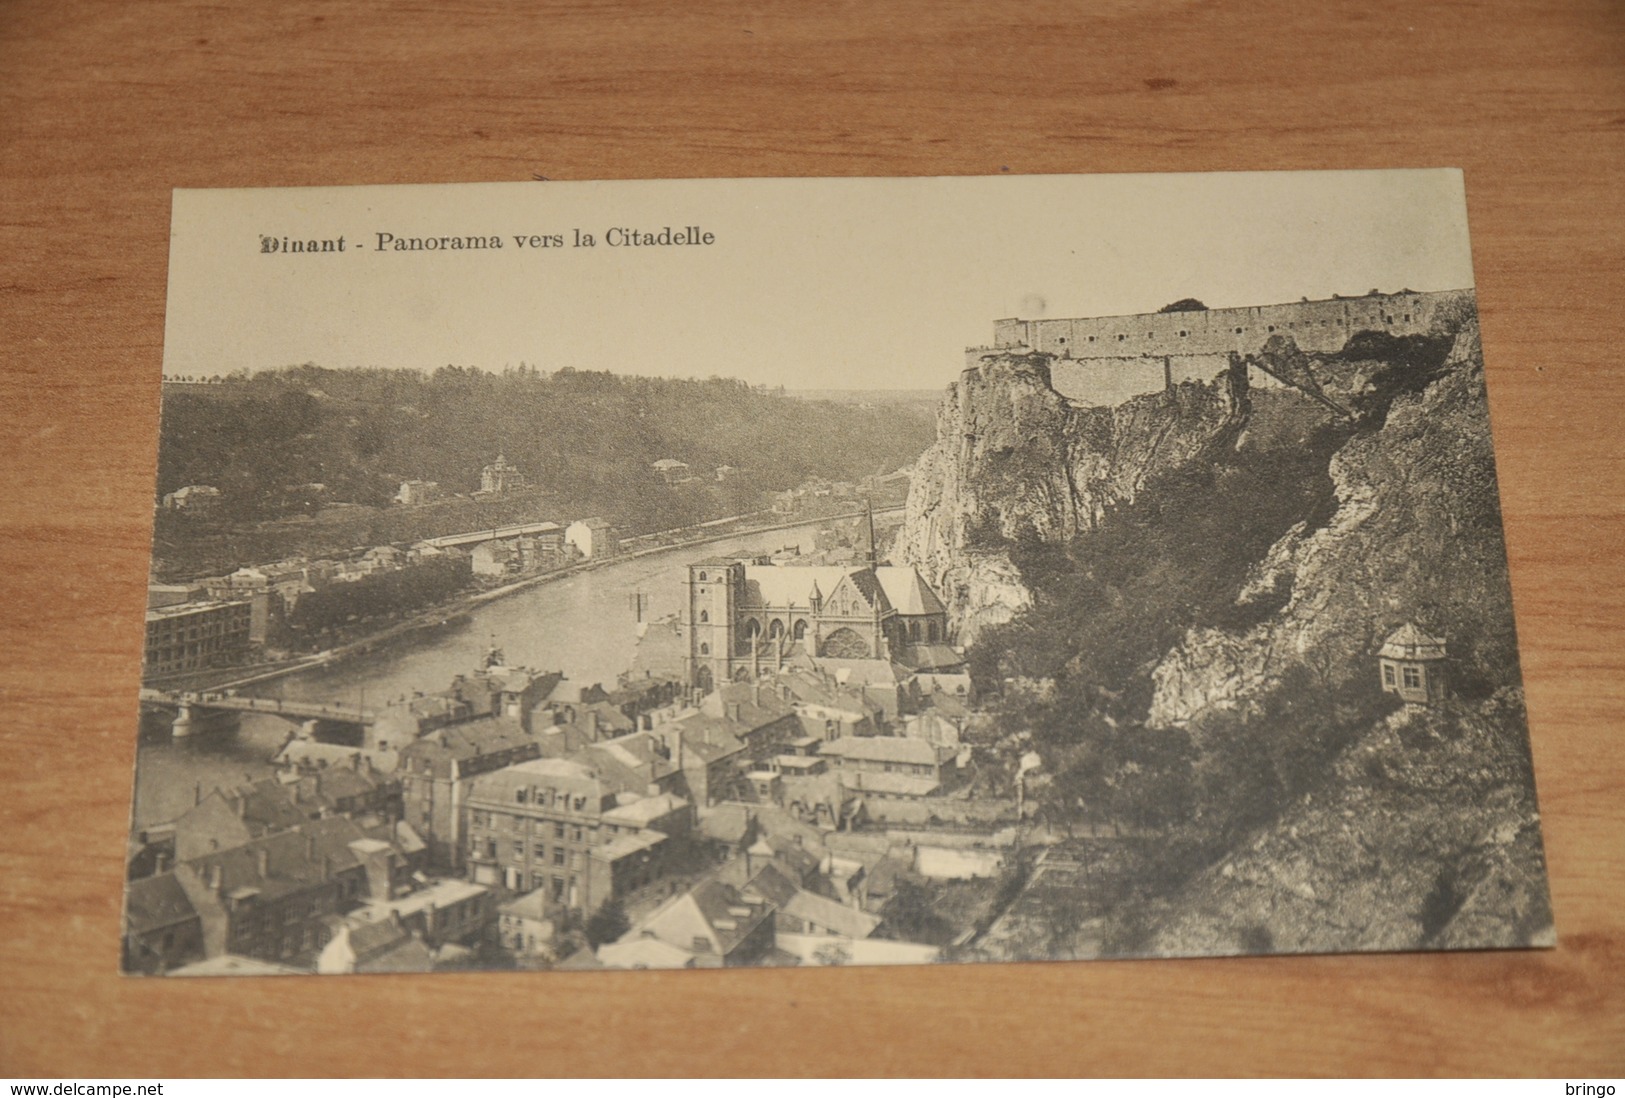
[171,505,904,693]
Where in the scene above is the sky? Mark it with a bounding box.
[163,170,1476,390]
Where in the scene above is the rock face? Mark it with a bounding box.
[897,351,1246,643]
[1138,693,1552,956]
[1146,319,1519,729]
[1131,318,1553,953]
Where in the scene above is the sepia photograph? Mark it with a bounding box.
[123,170,1553,976]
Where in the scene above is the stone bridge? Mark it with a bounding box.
[139,688,375,738]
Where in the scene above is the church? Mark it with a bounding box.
[683,553,956,691]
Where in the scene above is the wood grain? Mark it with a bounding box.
[1,0,1621,1077]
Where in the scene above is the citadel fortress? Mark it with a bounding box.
[980,288,1470,406]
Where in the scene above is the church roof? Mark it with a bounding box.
[1380,623,1447,661]
[873,567,947,616]
[738,562,945,620]
[744,565,856,610]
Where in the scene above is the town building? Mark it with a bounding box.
[397,716,545,869]
[476,453,527,497]
[652,458,691,484]
[820,736,958,798]
[461,757,693,912]
[565,517,618,560]
[497,887,565,957]
[1379,622,1449,705]
[147,582,205,609]
[344,877,494,951]
[601,879,777,969]
[142,599,253,678]
[122,872,206,974]
[655,683,804,805]
[368,692,479,752]
[124,817,404,973]
[738,862,880,940]
[315,914,435,975]
[394,480,443,506]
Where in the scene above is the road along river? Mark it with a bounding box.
[131,522,834,829]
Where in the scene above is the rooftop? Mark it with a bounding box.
[822,736,945,765]
[1381,622,1448,661]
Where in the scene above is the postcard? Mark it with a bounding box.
[124,170,1553,975]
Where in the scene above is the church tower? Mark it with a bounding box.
[685,559,741,692]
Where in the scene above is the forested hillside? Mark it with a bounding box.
[155,363,934,534]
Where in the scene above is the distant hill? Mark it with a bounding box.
[153,365,937,567]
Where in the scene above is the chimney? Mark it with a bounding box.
[235,795,247,819]
[208,863,223,893]
[751,683,761,708]
[154,851,171,875]
[255,848,270,878]
[194,781,203,807]
[305,832,317,861]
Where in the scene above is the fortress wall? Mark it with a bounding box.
[993,290,1468,361]
[1049,354,1282,406]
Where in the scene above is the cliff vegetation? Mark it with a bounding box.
[898,301,1552,956]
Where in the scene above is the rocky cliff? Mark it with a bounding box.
[901,310,1552,955]
[1146,319,1519,729]
[896,351,1247,643]
[1125,318,1552,953]
[1133,690,1552,956]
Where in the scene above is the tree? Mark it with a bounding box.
[1158,298,1209,313]
[585,898,631,947]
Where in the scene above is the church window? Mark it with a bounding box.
[1234,327,1244,334]
[1087,335,1096,342]
[1117,334,1125,341]
[699,643,710,656]
[699,610,709,623]
[698,571,707,581]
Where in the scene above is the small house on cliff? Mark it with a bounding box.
[1378,623,1448,705]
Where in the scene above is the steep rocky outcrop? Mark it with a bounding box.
[1126,318,1552,953]
[897,351,1247,643]
[1133,692,1552,956]
[1146,319,1517,729]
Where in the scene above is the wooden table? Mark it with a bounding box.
[2,0,1620,1077]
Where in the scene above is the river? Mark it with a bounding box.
[130,523,828,829]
